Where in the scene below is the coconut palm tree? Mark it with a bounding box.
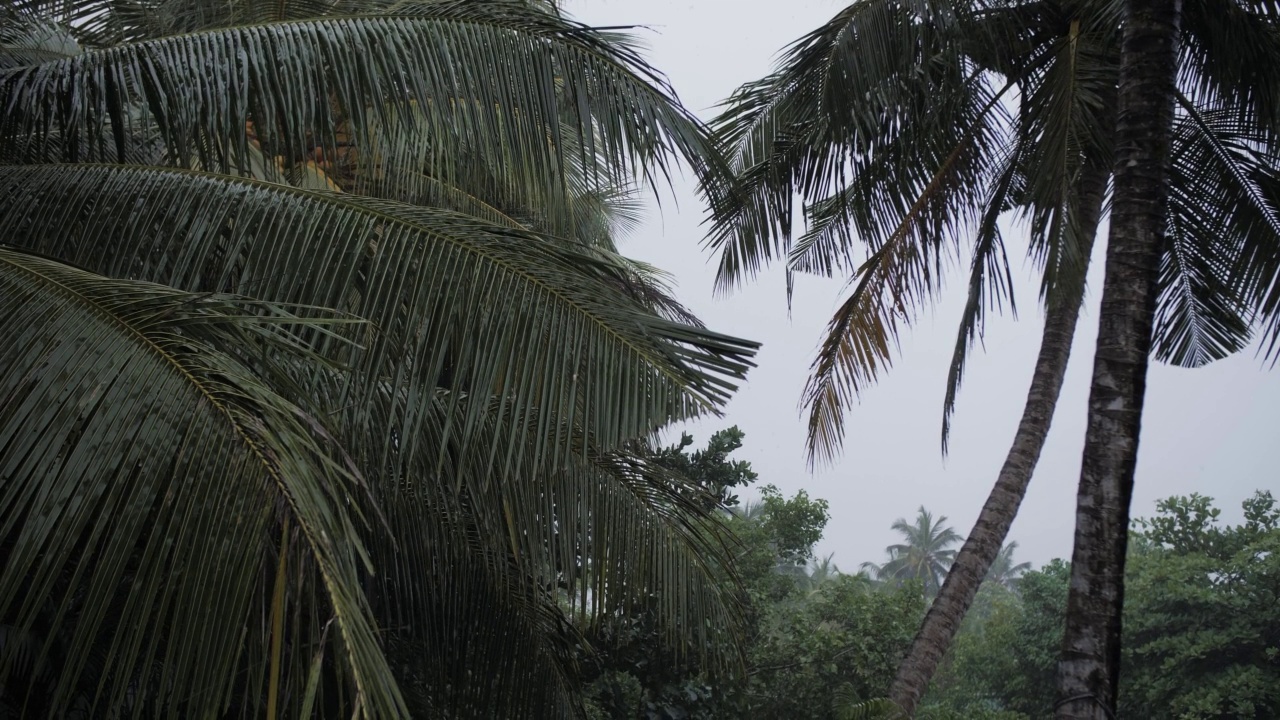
[985,541,1032,590]
[708,2,1112,711]
[0,1,758,717]
[860,508,961,599]
[798,552,842,596]
[1059,2,1280,715]
[706,0,1280,713]
[1058,1,1180,716]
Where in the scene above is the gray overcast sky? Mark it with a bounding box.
[566,0,1280,570]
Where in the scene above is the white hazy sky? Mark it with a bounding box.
[565,0,1280,570]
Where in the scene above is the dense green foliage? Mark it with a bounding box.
[582,430,923,719]
[580,432,1279,720]
[0,2,758,717]
[1121,493,1280,717]
[925,492,1280,719]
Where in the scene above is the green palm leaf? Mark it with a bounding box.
[0,7,79,69]
[1,2,758,716]
[1160,98,1276,365]
[0,164,755,715]
[0,2,727,205]
[941,137,1022,453]
[356,393,743,715]
[0,164,757,479]
[0,247,404,717]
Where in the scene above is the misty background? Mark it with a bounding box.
[566,0,1280,569]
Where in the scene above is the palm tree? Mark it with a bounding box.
[0,1,758,717]
[734,498,768,522]
[985,542,1032,590]
[1057,2,1182,717]
[1059,2,1280,716]
[860,508,961,599]
[800,552,842,595]
[707,0,1280,713]
[708,2,1112,712]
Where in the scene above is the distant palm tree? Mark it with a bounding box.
[800,553,842,595]
[985,542,1032,590]
[861,508,961,598]
[734,499,767,522]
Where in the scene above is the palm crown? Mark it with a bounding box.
[861,507,961,598]
[0,1,758,717]
[707,0,1280,461]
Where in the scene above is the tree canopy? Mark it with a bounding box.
[0,2,758,717]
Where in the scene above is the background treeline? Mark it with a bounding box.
[581,429,1280,720]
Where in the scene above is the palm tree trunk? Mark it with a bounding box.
[1055,1,1182,718]
[887,161,1109,717]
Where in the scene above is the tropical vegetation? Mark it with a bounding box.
[578,431,1280,720]
[581,428,924,720]
[929,491,1280,719]
[860,509,961,600]
[0,2,759,717]
[704,0,1280,712]
[4,0,1278,717]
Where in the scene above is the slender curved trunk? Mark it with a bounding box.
[887,161,1110,717]
[1055,1,1181,718]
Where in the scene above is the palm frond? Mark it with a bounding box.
[0,7,79,69]
[0,247,405,718]
[356,393,744,715]
[1180,0,1280,134]
[0,1,727,202]
[941,137,1021,453]
[1013,12,1117,296]
[799,119,996,464]
[1158,98,1273,366]
[705,0,989,291]
[832,687,905,720]
[0,164,758,480]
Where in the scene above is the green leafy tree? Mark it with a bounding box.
[584,429,923,720]
[925,560,1069,719]
[0,2,758,717]
[648,426,760,511]
[923,493,1280,719]
[742,576,923,719]
[1119,492,1280,718]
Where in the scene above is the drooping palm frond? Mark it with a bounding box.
[797,94,1007,464]
[713,0,1006,462]
[832,687,906,720]
[940,137,1023,452]
[2,0,759,716]
[1179,0,1280,134]
[1010,7,1119,295]
[0,164,757,479]
[0,164,757,716]
[706,0,997,290]
[1158,99,1272,366]
[0,1,730,208]
[0,6,79,69]
[0,247,406,718]
[705,0,1121,462]
[305,383,749,716]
